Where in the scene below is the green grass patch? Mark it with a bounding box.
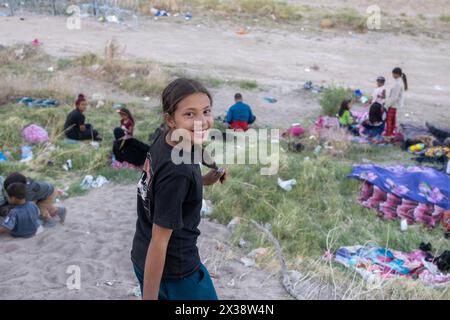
[319,85,352,117]
[439,14,450,23]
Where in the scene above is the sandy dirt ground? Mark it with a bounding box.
[0,9,449,128]
[0,184,292,300]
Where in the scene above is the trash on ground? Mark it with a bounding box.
[278,177,296,191]
[20,145,33,163]
[240,257,256,267]
[200,199,213,217]
[263,96,277,104]
[81,175,109,190]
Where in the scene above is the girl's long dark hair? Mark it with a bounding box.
[119,107,135,124]
[393,67,408,91]
[338,99,352,117]
[368,102,384,123]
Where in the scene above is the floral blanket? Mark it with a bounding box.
[348,165,450,210]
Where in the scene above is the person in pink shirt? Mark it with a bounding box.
[117,107,135,138]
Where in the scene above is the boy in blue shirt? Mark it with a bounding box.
[226,93,256,131]
[0,183,42,238]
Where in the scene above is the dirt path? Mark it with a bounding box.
[0,184,291,300]
[1,13,449,127]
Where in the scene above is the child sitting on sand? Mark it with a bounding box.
[338,99,359,135]
[0,183,42,238]
[3,172,66,226]
[361,102,385,138]
[117,107,135,138]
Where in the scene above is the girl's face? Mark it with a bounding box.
[348,101,353,109]
[393,72,400,79]
[165,92,213,145]
[78,101,87,112]
[120,113,128,121]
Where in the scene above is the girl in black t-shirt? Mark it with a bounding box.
[64,94,102,141]
[131,78,227,300]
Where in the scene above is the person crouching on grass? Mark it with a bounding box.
[131,78,228,300]
[0,183,41,238]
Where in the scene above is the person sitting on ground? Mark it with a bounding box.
[338,99,359,135]
[426,122,450,146]
[112,128,150,167]
[117,107,135,138]
[0,183,41,238]
[226,93,256,132]
[371,76,386,106]
[361,102,386,138]
[64,94,102,141]
[3,172,66,225]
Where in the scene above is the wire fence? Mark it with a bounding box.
[1,0,141,17]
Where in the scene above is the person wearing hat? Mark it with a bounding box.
[64,94,102,141]
[112,127,149,167]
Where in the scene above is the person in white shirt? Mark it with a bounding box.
[385,67,408,137]
[371,76,386,106]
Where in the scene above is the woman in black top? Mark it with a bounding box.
[112,127,149,166]
[64,94,101,141]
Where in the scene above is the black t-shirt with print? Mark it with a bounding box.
[131,134,203,280]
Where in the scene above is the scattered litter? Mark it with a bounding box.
[22,124,48,144]
[236,27,248,35]
[303,81,323,93]
[80,175,109,190]
[129,72,136,78]
[18,97,59,108]
[96,100,105,108]
[47,67,54,72]
[304,156,310,161]
[238,239,248,248]
[200,199,213,217]
[264,223,272,231]
[151,7,169,17]
[90,141,100,150]
[240,257,256,267]
[143,96,150,102]
[304,68,311,73]
[434,85,443,91]
[184,12,192,20]
[313,145,322,154]
[20,146,33,163]
[400,218,408,232]
[112,103,124,109]
[277,177,296,192]
[31,38,41,46]
[361,96,369,104]
[105,281,114,286]
[248,248,268,259]
[64,138,79,145]
[263,96,277,104]
[106,15,119,23]
[227,217,241,231]
[0,152,7,162]
[405,113,410,117]
[227,279,235,287]
[127,285,141,297]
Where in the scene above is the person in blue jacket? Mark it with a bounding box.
[226,93,256,131]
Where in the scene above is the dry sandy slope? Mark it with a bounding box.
[0,13,449,127]
[0,184,290,300]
